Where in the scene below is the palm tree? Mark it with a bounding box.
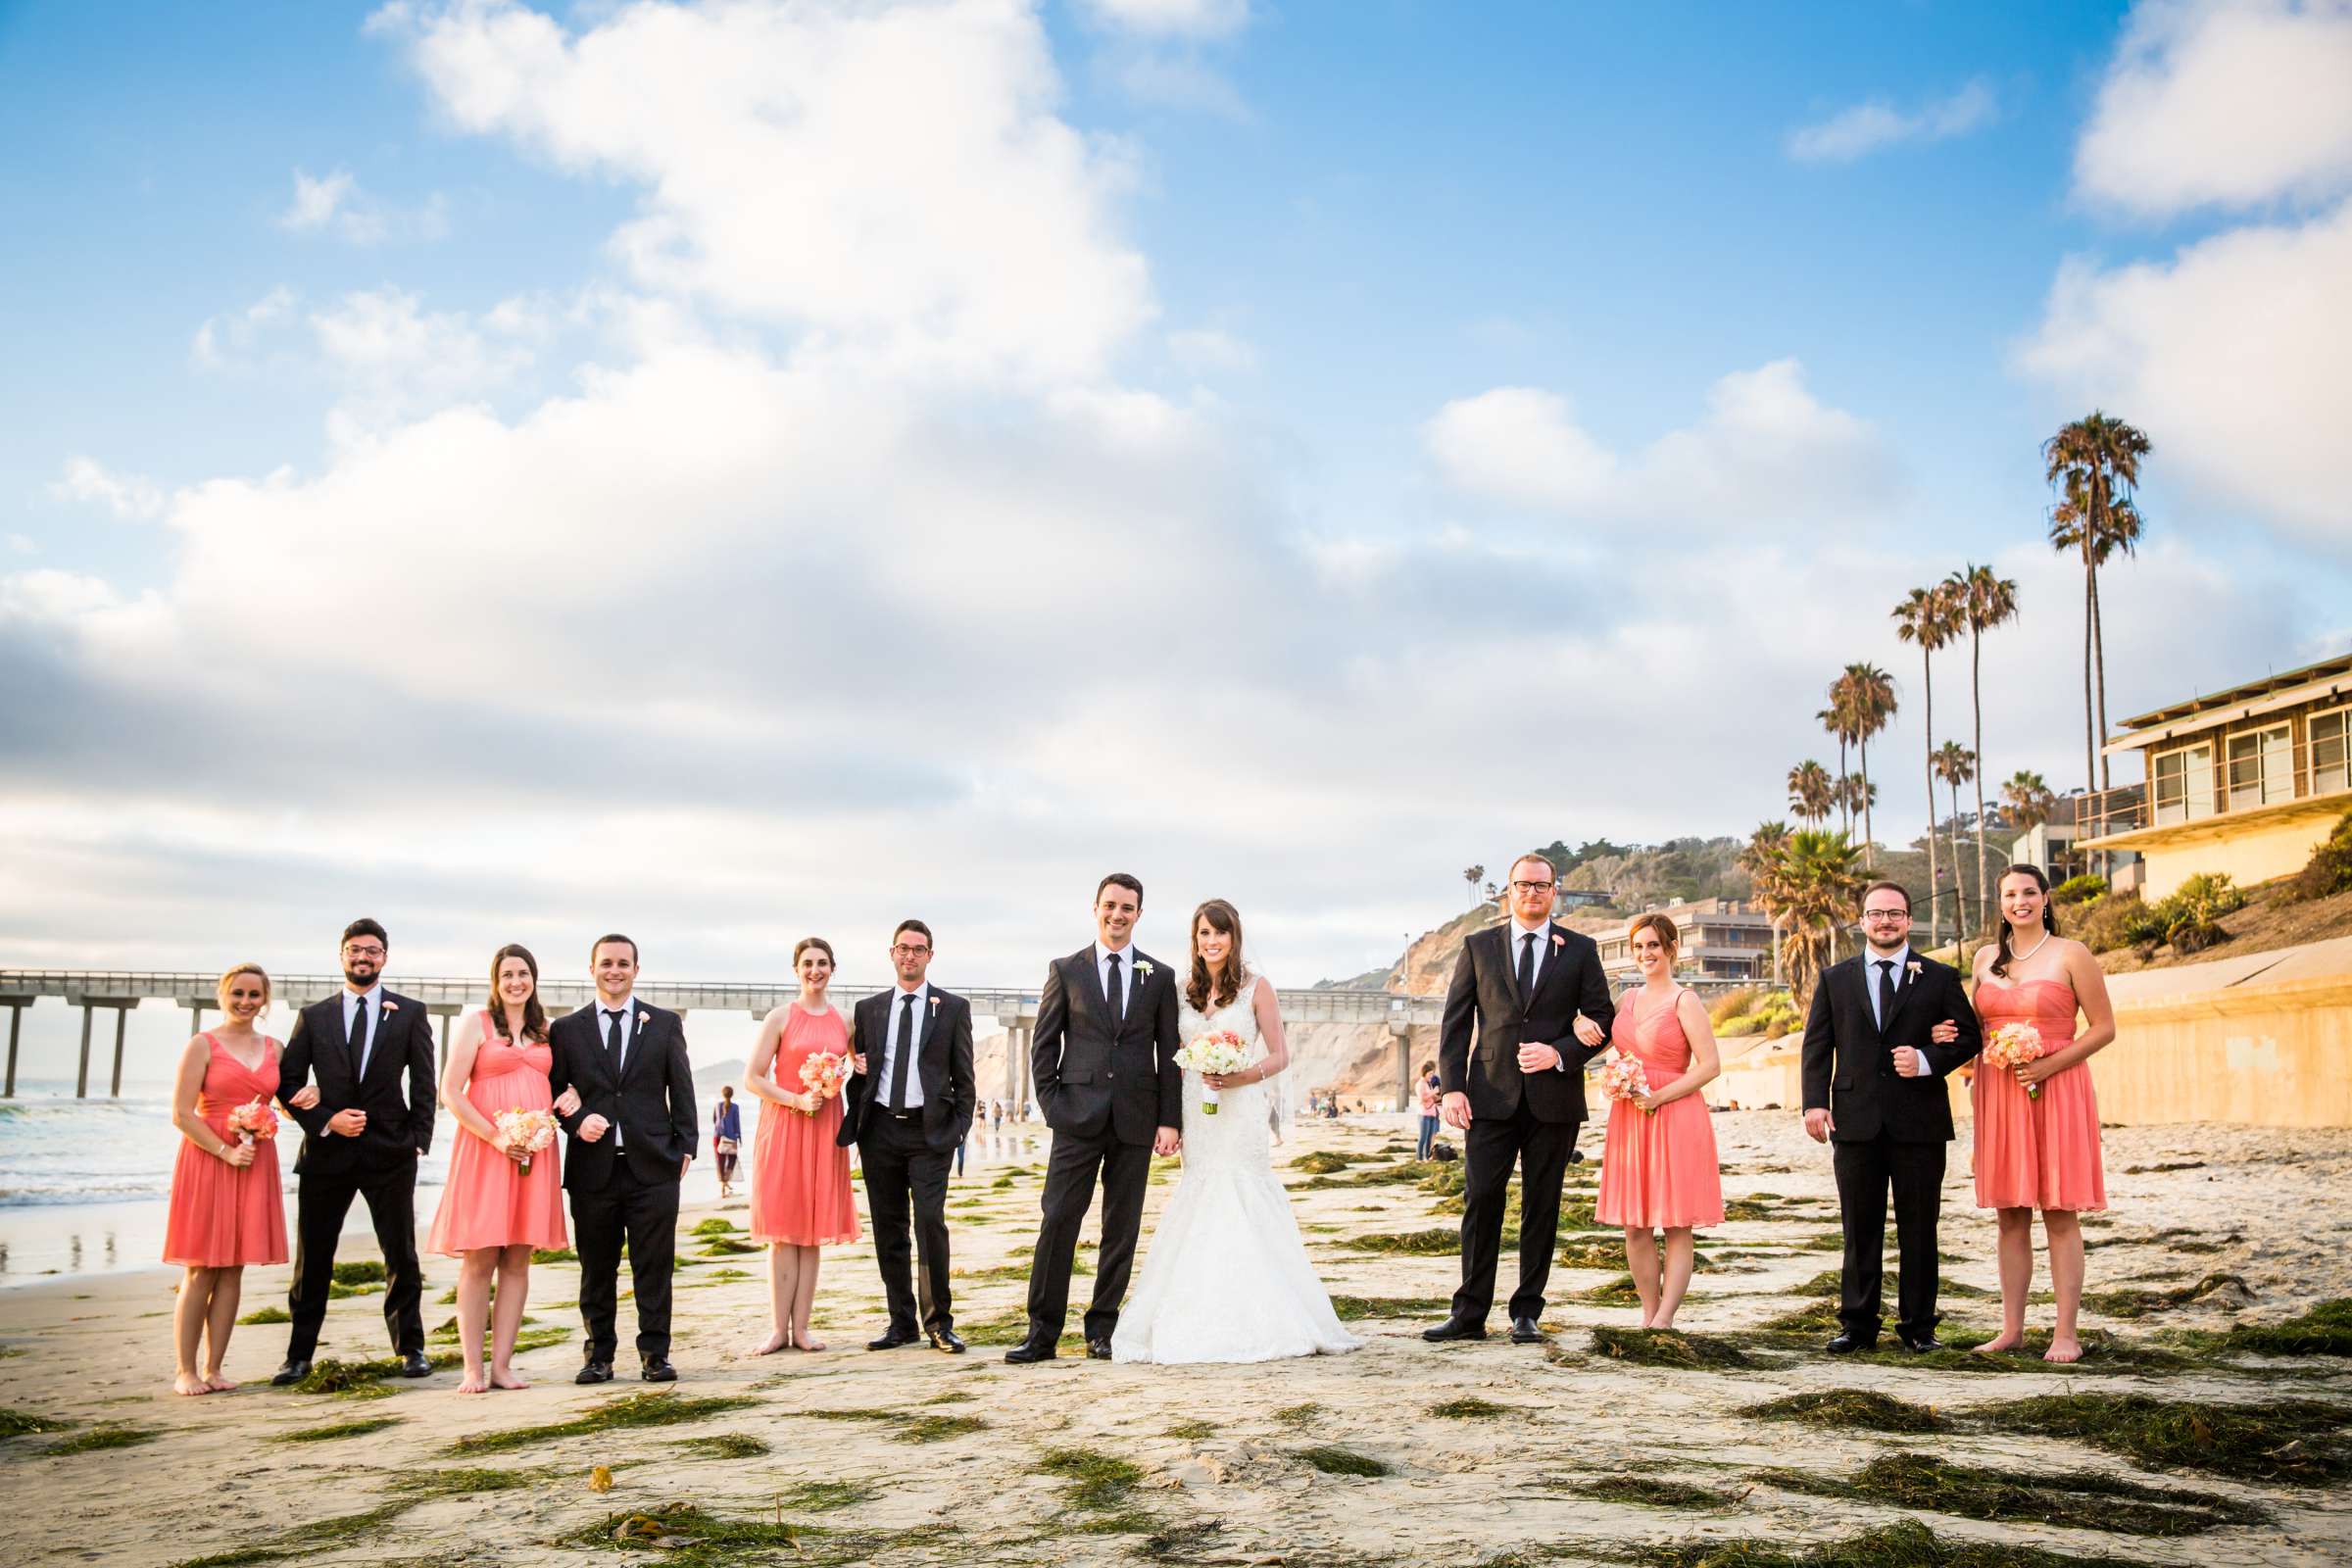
[1817,702,1856,835]
[1740,821,1794,987]
[2044,412,2152,802]
[1893,584,1962,945]
[2003,769,2057,834]
[1788,760,1835,825]
[1840,772,1876,831]
[1949,562,2019,941]
[1780,828,1865,1008]
[1462,864,1484,908]
[1841,662,1897,868]
[1934,741,1977,936]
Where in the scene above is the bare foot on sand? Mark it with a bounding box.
[457,1371,491,1394]
[1973,1333,2025,1354]
[172,1372,212,1396]
[489,1367,528,1390]
[2043,1336,2083,1363]
[753,1331,790,1355]
[792,1332,827,1352]
[203,1372,239,1393]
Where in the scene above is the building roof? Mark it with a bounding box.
[2107,651,2352,754]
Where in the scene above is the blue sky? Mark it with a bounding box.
[3,0,2348,1024]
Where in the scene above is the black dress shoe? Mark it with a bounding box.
[1508,1316,1544,1345]
[270,1359,312,1387]
[867,1330,919,1351]
[928,1328,967,1355]
[575,1360,613,1385]
[399,1350,432,1378]
[641,1355,677,1382]
[1003,1338,1056,1364]
[1824,1333,1877,1355]
[1087,1338,1113,1360]
[1898,1334,1943,1354]
[1421,1316,1489,1343]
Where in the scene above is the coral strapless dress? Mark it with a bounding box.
[1595,988,1724,1230]
[162,1035,289,1267]
[748,1004,859,1248]
[426,1014,568,1254]
[1972,978,2106,1212]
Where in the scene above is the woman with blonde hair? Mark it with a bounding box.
[162,964,291,1394]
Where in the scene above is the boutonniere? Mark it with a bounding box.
[929,996,943,1011]
[1134,960,1154,979]
[1906,961,1924,978]
[1551,933,1565,950]
[637,1009,651,1027]
[380,1000,399,1014]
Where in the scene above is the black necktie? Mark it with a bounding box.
[1877,960,1897,1031]
[1104,953,1123,1022]
[605,1007,623,1062]
[352,998,371,1077]
[1519,932,1537,999]
[890,994,916,1111]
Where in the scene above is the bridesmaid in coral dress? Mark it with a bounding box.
[1595,912,1724,1328]
[425,945,575,1393]
[1941,864,2118,1363]
[164,964,291,1395]
[745,937,859,1354]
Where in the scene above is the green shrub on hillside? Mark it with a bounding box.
[2114,872,2248,955]
[1717,991,1800,1039]
[2284,810,2352,903]
[2051,873,2107,905]
[1707,986,1763,1028]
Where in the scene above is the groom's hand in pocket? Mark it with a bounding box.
[1441,1090,1471,1130]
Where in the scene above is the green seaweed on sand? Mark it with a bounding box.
[267,1415,405,1445]
[1038,1447,1145,1510]
[1289,1150,1356,1174]
[237,1305,292,1325]
[449,1391,758,1454]
[45,1424,159,1454]
[672,1432,771,1458]
[1616,1517,2164,1568]
[1429,1396,1512,1420]
[2166,1298,2352,1358]
[1566,1473,1731,1509]
[1272,1402,1325,1427]
[0,1408,72,1439]
[1341,1229,1458,1255]
[1737,1390,1944,1433]
[1329,1295,1450,1321]
[689,1217,736,1236]
[1164,1419,1217,1440]
[1297,1445,1388,1477]
[772,1480,874,1510]
[1591,1326,1752,1369]
[2082,1271,2252,1319]
[331,1260,386,1286]
[1971,1393,2351,1484]
[1757,1452,2266,1537]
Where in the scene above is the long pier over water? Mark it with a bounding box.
[0,969,1442,1105]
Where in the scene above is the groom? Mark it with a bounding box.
[546,933,697,1384]
[840,918,976,1353]
[1427,853,1616,1345]
[1007,873,1182,1363]
[272,917,437,1384]
[1800,881,1980,1353]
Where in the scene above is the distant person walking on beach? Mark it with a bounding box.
[163,963,290,1395]
[272,919,438,1387]
[1415,1060,1442,1160]
[712,1086,742,1199]
[424,945,573,1394]
[744,937,859,1354]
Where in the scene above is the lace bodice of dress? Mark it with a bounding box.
[1177,966,1272,1169]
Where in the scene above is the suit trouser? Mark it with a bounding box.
[1833,1133,1947,1343]
[571,1158,681,1362]
[1455,1101,1579,1322]
[859,1112,956,1335]
[286,1157,424,1360]
[1026,1120,1152,1343]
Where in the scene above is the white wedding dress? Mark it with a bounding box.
[1111,969,1362,1364]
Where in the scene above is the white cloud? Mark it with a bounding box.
[1107,48,1250,119]
[48,457,166,521]
[2076,0,2352,217]
[2015,199,2352,556]
[375,0,1152,385]
[1167,325,1256,375]
[1074,0,1250,38]
[1787,79,1995,163]
[308,287,537,426]
[275,166,449,244]
[3,534,33,556]
[1423,360,1895,527]
[192,285,296,368]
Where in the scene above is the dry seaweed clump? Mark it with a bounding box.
[1617,1517,2165,1568]
[2082,1270,2253,1319]
[1737,1390,1944,1434]
[1973,1393,2351,1484]
[449,1390,759,1454]
[1756,1452,2267,1537]
[2171,1298,2352,1358]
[1289,1150,1356,1174]
[1568,1473,1731,1509]
[1591,1326,1753,1369]
[1297,1445,1389,1477]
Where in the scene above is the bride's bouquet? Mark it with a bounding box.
[1597,1051,1653,1115]
[226,1097,278,1147]
[1983,1022,2046,1100]
[797,1052,851,1115]
[1173,1030,1250,1115]
[493,1107,560,1172]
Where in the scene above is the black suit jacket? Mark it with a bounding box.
[276,989,436,1177]
[1030,945,1182,1146]
[546,1001,698,1189]
[838,986,976,1153]
[1800,952,1981,1144]
[1439,922,1617,1124]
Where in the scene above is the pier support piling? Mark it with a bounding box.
[0,997,32,1099]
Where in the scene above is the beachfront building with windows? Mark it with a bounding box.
[2078,652,2352,901]
[1595,897,1776,983]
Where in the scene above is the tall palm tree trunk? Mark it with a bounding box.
[2082,560,2096,808]
[1859,736,1875,869]
[1948,772,1969,948]
[1919,647,1938,948]
[1970,624,1986,938]
[1837,735,1850,836]
[2091,565,2111,793]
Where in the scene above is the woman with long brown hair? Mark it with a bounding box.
[1110,899,1359,1363]
[744,937,859,1354]
[425,944,575,1392]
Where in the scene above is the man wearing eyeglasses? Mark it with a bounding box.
[272,917,439,1385]
[1425,852,1616,1346]
[1800,881,1981,1355]
[841,920,976,1353]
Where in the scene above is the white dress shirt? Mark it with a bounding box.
[1864,945,1912,1031]
[1094,941,1136,1018]
[1505,919,1571,1071]
[343,984,382,1077]
[879,982,930,1109]
[596,994,638,1147]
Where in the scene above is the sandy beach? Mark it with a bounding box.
[2,1110,2347,1567]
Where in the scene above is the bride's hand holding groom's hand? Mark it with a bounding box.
[1572,1014,1607,1050]
[1152,1125,1181,1156]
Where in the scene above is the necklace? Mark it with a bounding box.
[2009,930,2052,967]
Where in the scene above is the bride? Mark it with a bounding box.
[1111,899,1361,1364]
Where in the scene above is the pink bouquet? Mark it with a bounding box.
[227,1097,278,1146]
[1984,1022,2046,1101]
[1597,1051,1653,1115]
[797,1052,851,1115]
[1172,1030,1250,1114]
[493,1107,560,1172]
